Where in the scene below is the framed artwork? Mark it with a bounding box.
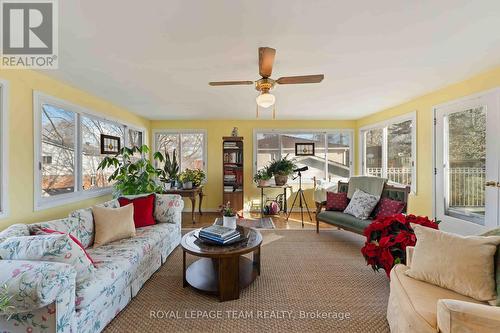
[295,142,315,156]
[100,134,121,154]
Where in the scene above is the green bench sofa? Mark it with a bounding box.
[316,180,410,234]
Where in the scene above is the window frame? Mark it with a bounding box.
[253,128,355,184]
[359,111,417,193]
[33,92,146,211]
[0,80,9,218]
[152,129,208,174]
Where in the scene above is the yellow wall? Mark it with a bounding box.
[355,66,500,217]
[151,120,356,212]
[0,70,150,229]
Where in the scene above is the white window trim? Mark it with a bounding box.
[152,129,208,174]
[358,111,417,193]
[125,124,148,148]
[33,91,147,211]
[253,128,355,184]
[0,80,9,218]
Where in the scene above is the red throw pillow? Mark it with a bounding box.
[118,194,156,228]
[32,228,95,266]
[374,198,405,219]
[325,192,348,211]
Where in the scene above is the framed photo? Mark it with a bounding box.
[295,143,315,156]
[100,134,121,154]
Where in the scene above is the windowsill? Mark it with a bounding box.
[35,187,113,211]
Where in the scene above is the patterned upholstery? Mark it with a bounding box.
[0,194,183,333]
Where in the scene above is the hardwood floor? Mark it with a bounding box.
[181,211,335,230]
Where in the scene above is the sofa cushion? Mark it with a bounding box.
[406,225,500,302]
[0,224,29,243]
[30,217,91,246]
[76,223,176,310]
[92,204,136,247]
[373,197,405,219]
[154,194,183,223]
[118,194,156,227]
[317,211,372,233]
[481,227,500,306]
[343,189,379,220]
[0,234,95,284]
[390,264,486,330]
[326,192,348,211]
[68,208,94,248]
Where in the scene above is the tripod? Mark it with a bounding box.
[286,170,313,227]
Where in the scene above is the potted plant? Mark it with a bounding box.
[191,169,206,187]
[98,145,162,196]
[267,154,296,186]
[153,149,180,190]
[253,167,272,187]
[219,201,237,229]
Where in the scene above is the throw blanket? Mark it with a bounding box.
[347,176,387,199]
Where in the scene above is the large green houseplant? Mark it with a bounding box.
[267,154,296,186]
[153,149,179,188]
[97,145,162,196]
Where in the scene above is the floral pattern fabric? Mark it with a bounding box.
[68,208,95,248]
[0,194,183,333]
[0,234,95,284]
[154,194,184,223]
[0,224,29,243]
[343,188,380,220]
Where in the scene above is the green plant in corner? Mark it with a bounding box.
[97,145,162,196]
[153,149,179,183]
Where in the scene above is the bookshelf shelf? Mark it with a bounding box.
[222,136,244,213]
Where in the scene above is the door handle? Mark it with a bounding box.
[485,181,499,187]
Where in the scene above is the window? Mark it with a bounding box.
[360,112,416,192]
[34,92,145,210]
[127,128,144,148]
[0,80,8,217]
[154,130,207,172]
[254,129,353,183]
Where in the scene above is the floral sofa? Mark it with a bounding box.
[0,194,184,333]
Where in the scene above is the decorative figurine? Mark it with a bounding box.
[231,127,238,137]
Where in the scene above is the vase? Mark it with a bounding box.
[183,181,193,189]
[223,215,237,229]
[258,179,270,187]
[274,174,288,186]
[163,182,172,191]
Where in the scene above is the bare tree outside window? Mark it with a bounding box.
[81,116,124,190]
[155,132,205,171]
[41,105,76,197]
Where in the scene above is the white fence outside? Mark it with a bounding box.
[366,167,486,208]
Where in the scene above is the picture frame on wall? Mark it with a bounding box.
[100,134,121,154]
[295,142,315,156]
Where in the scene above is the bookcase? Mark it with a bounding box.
[222,136,244,213]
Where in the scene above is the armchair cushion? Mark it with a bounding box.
[481,227,500,306]
[406,225,500,302]
[325,192,348,211]
[437,299,500,333]
[343,189,379,220]
[0,234,95,284]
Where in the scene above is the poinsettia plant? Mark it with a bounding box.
[361,214,440,277]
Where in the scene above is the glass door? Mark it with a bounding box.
[435,90,500,232]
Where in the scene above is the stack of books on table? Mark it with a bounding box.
[199,225,240,245]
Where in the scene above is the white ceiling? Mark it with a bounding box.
[41,0,500,120]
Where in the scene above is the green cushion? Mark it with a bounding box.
[481,228,500,306]
[317,211,371,234]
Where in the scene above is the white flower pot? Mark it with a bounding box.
[182,181,193,189]
[223,216,237,229]
[258,179,271,187]
[163,182,172,191]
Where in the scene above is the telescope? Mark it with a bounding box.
[293,166,309,173]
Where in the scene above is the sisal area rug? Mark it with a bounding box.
[103,230,390,333]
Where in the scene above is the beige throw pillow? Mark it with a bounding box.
[92,204,136,247]
[405,225,500,302]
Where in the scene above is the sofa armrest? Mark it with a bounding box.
[406,246,415,268]
[437,299,500,333]
[156,194,184,226]
[0,259,76,313]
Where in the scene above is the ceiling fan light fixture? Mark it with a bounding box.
[256,92,275,108]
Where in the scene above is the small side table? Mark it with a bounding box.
[162,186,204,224]
[257,184,292,218]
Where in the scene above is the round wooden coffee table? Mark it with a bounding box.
[181,226,262,302]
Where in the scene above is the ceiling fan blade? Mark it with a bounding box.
[209,81,254,86]
[259,47,276,78]
[276,74,324,84]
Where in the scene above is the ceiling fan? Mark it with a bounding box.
[209,47,324,117]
